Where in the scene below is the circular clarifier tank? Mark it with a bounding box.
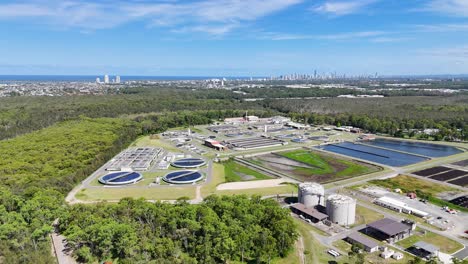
[99,171,143,185]
[163,170,204,184]
[171,158,206,168]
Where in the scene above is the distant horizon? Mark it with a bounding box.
[1,73,468,82]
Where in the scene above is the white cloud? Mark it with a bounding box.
[424,0,468,16]
[312,0,377,16]
[259,30,387,41]
[370,37,409,43]
[421,46,468,58]
[0,0,302,34]
[172,23,241,35]
[0,3,52,17]
[414,23,468,32]
[317,30,385,39]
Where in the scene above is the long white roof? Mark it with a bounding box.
[376,196,429,217]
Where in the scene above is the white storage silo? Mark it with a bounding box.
[298,182,325,208]
[326,194,356,226]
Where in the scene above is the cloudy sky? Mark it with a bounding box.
[1,0,468,76]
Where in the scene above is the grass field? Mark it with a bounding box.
[279,150,376,176]
[369,175,458,196]
[396,228,464,254]
[215,184,296,197]
[354,205,385,226]
[131,135,181,152]
[223,160,273,182]
[289,218,336,264]
[201,163,226,197]
[75,185,197,201]
[251,149,380,183]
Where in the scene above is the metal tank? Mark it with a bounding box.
[298,182,325,208]
[326,194,356,226]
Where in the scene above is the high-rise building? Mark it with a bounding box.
[116,75,121,84]
[96,77,101,83]
[104,75,109,84]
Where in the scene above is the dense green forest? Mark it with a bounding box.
[59,195,297,263]
[0,118,139,262]
[0,117,139,194]
[0,88,263,140]
[236,86,467,98]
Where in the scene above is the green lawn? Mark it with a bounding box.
[396,228,464,254]
[201,163,226,197]
[332,239,351,253]
[75,185,197,201]
[275,149,379,182]
[279,150,334,174]
[353,205,385,226]
[282,218,336,264]
[223,160,273,182]
[131,135,181,152]
[215,184,296,197]
[369,175,458,197]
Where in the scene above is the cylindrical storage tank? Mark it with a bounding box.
[326,194,356,226]
[298,182,325,208]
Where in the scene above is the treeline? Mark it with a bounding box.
[0,88,262,140]
[236,86,464,99]
[1,87,466,142]
[130,109,276,135]
[59,195,297,263]
[267,96,468,141]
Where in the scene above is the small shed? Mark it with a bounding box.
[392,252,404,260]
[380,250,394,259]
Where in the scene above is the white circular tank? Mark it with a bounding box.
[298,182,325,208]
[326,194,356,226]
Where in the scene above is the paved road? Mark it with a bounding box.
[453,246,468,260]
[297,236,305,264]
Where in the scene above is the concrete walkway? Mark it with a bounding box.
[51,232,76,264]
[216,178,296,190]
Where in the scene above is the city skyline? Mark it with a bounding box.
[1,0,468,76]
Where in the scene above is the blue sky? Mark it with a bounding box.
[1,0,468,76]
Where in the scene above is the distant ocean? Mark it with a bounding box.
[0,75,256,82]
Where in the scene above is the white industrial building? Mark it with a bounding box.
[326,194,356,226]
[298,182,325,208]
[286,121,311,130]
[374,196,429,218]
